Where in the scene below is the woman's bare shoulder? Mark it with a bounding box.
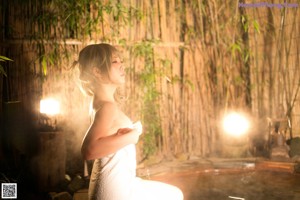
[94,101,119,120]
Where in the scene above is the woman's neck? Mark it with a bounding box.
[93,84,117,108]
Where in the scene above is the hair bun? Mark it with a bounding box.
[68,60,79,70]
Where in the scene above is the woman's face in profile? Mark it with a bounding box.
[108,54,125,85]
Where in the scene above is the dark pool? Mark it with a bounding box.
[152,170,300,200]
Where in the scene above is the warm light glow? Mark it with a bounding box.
[222,112,250,137]
[40,98,60,116]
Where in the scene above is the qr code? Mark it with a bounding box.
[1,183,17,199]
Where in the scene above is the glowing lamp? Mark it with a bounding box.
[39,98,60,131]
[40,98,60,116]
[222,112,250,137]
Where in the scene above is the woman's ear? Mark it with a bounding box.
[92,67,102,79]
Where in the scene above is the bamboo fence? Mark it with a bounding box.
[0,0,300,163]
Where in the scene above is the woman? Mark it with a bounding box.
[76,43,184,200]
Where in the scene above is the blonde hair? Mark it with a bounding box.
[77,43,119,96]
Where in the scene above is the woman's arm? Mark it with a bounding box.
[81,102,141,160]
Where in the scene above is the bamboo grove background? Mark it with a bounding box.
[1,0,300,168]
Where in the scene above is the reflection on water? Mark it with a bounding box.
[154,171,300,200]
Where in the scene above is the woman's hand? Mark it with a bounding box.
[82,103,143,160]
[116,122,143,144]
[116,128,133,135]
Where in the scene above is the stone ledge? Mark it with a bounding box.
[73,189,88,200]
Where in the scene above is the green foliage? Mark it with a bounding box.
[130,40,163,157]
[24,0,164,157]
[229,40,242,59]
[0,56,13,77]
[8,1,169,157]
[27,0,144,74]
[253,20,260,34]
[242,15,260,34]
[0,173,16,183]
[241,15,249,32]
[40,54,56,76]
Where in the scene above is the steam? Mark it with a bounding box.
[41,63,93,161]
